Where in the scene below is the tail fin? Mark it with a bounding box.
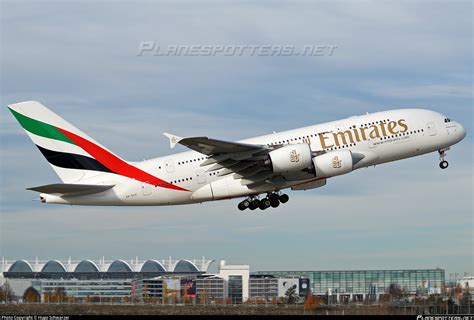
[7,101,124,183]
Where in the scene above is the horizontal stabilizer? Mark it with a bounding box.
[27,183,115,197]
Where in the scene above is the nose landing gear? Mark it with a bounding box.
[439,160,449,169]
[237,192,289,211]
[438,149,449,170]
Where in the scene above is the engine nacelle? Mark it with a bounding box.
[269,144,313,173]
[312,150,353,178]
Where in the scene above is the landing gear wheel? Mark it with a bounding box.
[249,199,260,210]
[269,193,279,203]
[270,199,280,208]
[439,160,449,169]
[238,199,250,211]
[279,194,289,204]
[259,198,271,210]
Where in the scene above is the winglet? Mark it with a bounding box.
[163,133,183,148]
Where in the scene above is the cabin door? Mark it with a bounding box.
[142,183,152,196]
[165,159,175,173]
[196,170,206,184]
[426,122,437,136]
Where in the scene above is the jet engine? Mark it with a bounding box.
[312,150,354,178]
[268,144,313,173]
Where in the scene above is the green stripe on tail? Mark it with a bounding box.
[8,107,75,145]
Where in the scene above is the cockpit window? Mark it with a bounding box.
[444,118,451,123]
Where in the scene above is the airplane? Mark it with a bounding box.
[7,101,466,210]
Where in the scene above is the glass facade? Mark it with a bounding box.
[107,261,132,272]
[133,278,165,301]
[249,275,311,300]
[33,279,132,299]
[174,260,199,273]
[132,276,225,303]
[141,260,166,272]
[195,276,225,300]
[228,275,243,304]
[41,261,66,273]
[253,269,445,295]
[8,260,32,273]
[3,259,207,280]
[75,260,99,273]
[249,276,278,300]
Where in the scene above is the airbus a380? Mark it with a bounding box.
[8,101,466,210]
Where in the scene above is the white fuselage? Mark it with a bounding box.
[43,109,465,206]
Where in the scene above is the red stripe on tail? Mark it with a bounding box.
[57,128,189,192]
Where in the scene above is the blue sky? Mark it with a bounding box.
[0,1,472,277]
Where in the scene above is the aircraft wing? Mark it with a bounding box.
[164,133,280,188]
[27,183,115,197]
[163,133,265,155]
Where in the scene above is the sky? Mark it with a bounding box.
[0,1,472,278]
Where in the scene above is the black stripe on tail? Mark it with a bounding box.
[36,145,113,173]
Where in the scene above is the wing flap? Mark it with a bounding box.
[233,164,266,179]
[291,178,327,191]
[27,183,115,197]
[240,171,273,185]
[205,159,240,172]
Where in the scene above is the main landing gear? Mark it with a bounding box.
[438,149,449,170]
[238,192,289,211]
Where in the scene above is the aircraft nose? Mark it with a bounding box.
[455,121,467,141]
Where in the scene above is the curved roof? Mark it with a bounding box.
[74,260,100,273]
[141,260,166,272]
[41,260,67,273]
[8,260,33,273]
[173,260,199,272]
[107,260,132,272]
[2,258,213,274]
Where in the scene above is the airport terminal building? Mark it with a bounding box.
[1,257,214,302]
[254,269,445,301]
[1,257,445,304]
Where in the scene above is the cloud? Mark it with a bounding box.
[365,84,473,99]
